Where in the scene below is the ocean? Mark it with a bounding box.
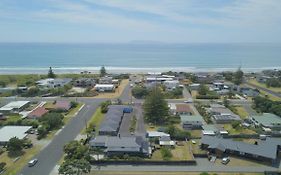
[0,43,280,74]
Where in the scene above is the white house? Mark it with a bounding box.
[0,101,30,114]
[94,84,115,92]
[36,78,72,89]
[163,80,179,90]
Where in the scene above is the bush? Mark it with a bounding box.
[100,101,111,113]
[132,86,149,99]
[0,162,6,171]
[160,147,172,160]
[196,95,220,99]
[165,125,191,141]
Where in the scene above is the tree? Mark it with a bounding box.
[48,67,56,78]
[132,86,149,98]
[100,66,106,77]
[59,159,91,175]
[59,141,91,175]
[233,68,244,85]
[7,137,24,157]
[63,141,90,160]
[37,125,48,139]
[39,113,64,130]
[223,96,229,108]
[143,87,169,124]
[198,84,208,95]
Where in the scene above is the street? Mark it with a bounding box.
[18,99,104,175]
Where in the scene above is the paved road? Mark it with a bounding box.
[18,99,104,175]
[246,82,281,98]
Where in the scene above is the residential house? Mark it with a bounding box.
[202,125,219,136]
[240,87,260,97]
[146,131,170,138]
[189,83,200,91]
[99,105,132,136]
[176,104,193,115]
[99,76,113,84]
[89,136,150,157]
[251,113,281,131]
[207,104,241,124]
[73,78,96,87]
[27,107,48,119]
[163,80,179,91]
[0,126,32,145]
[180,115,204,130]
[0,101,30,114]
[53,101,71,111]
[256,75,271,83]
[159,136,175,146]
[36,78,72,89]
[94,84,115,92]
[201,135,281,164]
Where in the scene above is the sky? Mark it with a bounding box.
[0,0,281,43]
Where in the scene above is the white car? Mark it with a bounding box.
[184,98,193,103]
[221,157,230,165]
[28,159,38,167]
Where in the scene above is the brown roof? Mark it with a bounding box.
[176,104,193,113]
[28,107,48,118]
[55,101,71,110]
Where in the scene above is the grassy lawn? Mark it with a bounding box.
[0,145,42,175]
[43,101,55,109]
[93,79,129,99]
[150,143,194,161]
[222,124,256,135]
[190,139,207,154]
[249,79,281,93]
[215,156,270,167]
[190,130,202,138]
[150,149,163,160]
[91,171,263,175]
[62,103,83,123]
[81,107,104,135]
[170,142,193,160]
[191,90,198,99]
[259,90,281,101]
[234,106,249,120]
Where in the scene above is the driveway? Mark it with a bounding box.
[134,103,146,137]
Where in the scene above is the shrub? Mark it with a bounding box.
[160,147,172,160]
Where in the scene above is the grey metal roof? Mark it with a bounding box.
[202,136,281,160]
[98,105,130,134]
[90,136,149,154]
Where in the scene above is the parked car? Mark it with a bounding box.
[28,159,38,167]
[209,156,216,163]
[221,157,230,165]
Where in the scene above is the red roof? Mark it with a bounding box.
[55,101,71,110]
[28,107,48,118]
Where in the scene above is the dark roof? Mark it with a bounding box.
[90,136,149,154]
[202,135,281,160]
[99,105,131,135]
